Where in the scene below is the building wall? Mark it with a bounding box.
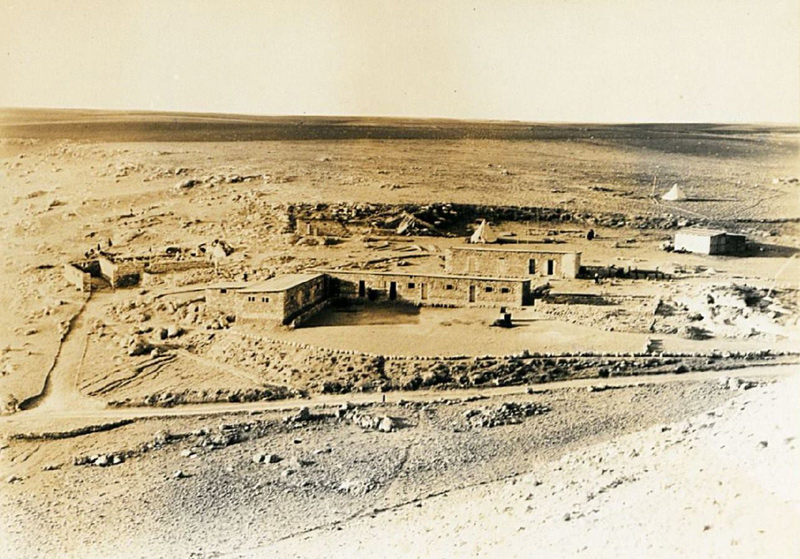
[674,234,715,255]
[205,275,328,325]
[675,233,746,256]
[325,271,529,307]
[281,275,328,320]
[205,287,243,316]
[98,255,145,287]
[724,235,746,255]
[237,292,288,322]
[145,258,213,274]
[445,247,581,279]
[63,263,92,292]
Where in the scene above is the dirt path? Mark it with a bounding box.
[2,363,795,429]
[17,296,101,412]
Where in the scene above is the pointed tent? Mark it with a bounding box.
[469,219,498,244]
[662,184,688,201]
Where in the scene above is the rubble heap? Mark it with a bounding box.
[463,401,551,428]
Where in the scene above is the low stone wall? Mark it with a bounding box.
[290,298,331,327]
[579,265,670,281]
[145,258,213,274]
[542,292,612,305]
[205,330,795,395]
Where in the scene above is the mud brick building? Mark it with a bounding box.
[318,269,531,307]
[674,228,746,255]
[445,245,581,280]
[205,273,328,325]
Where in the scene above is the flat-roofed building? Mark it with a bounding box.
[205,273,328,325]
[318,269,531,308]
[445,245,581,280]
[674,228,746,255]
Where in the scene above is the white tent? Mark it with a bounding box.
[662,183,688,201]
[469,219,498,244]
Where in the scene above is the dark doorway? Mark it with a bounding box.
[528,259,536,274]
[547,260,555,276]
[389,281,397,301]
[468,284,476,302]
[358,280,366,297]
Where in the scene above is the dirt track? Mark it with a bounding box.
[2,366,796,559]
[2,363,795,433]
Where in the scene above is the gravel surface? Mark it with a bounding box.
[0,377,752,558]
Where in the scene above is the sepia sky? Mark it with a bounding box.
[2,0,799,123]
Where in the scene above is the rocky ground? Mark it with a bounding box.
[1,369,794,558]
[1,115,798,558]
[1,123,798,407]
[254,371,800,559]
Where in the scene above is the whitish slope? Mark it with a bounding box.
[245,373,800,559]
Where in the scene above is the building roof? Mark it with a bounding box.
[205,281,249,291]
[451,245,581,255]
[238,273,324,293]
[315,268,530,284]
[675,228,728,238]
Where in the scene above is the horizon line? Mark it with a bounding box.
[2,106,798,128]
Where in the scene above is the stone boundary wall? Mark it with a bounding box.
[219,329,795,393]
[290,298,331,327]
[145,258,214,274]
[233,329,791,365]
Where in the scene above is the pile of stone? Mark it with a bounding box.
[204,314,233,330]
[283,406,327,425]
[336,403,396,433]
[718,376,758,391]
[73,452,127,467]
[252,452,282,465]
[123,335,153,356]
[198,424,243,450]
[463,401,550,428]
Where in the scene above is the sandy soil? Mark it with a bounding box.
[236,370,800,559]
[1,365,796,558]
[1,113,798,558]
[1,122,798,406]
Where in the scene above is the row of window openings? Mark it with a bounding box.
[470,259,555,275]
[365,282,510,294]
[246,296,270,303]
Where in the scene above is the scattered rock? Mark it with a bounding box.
[286,456,309,469]
[463,402,551,429]
[252,453,266,464]
[284,406,312,423]
[378,416,396,433]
